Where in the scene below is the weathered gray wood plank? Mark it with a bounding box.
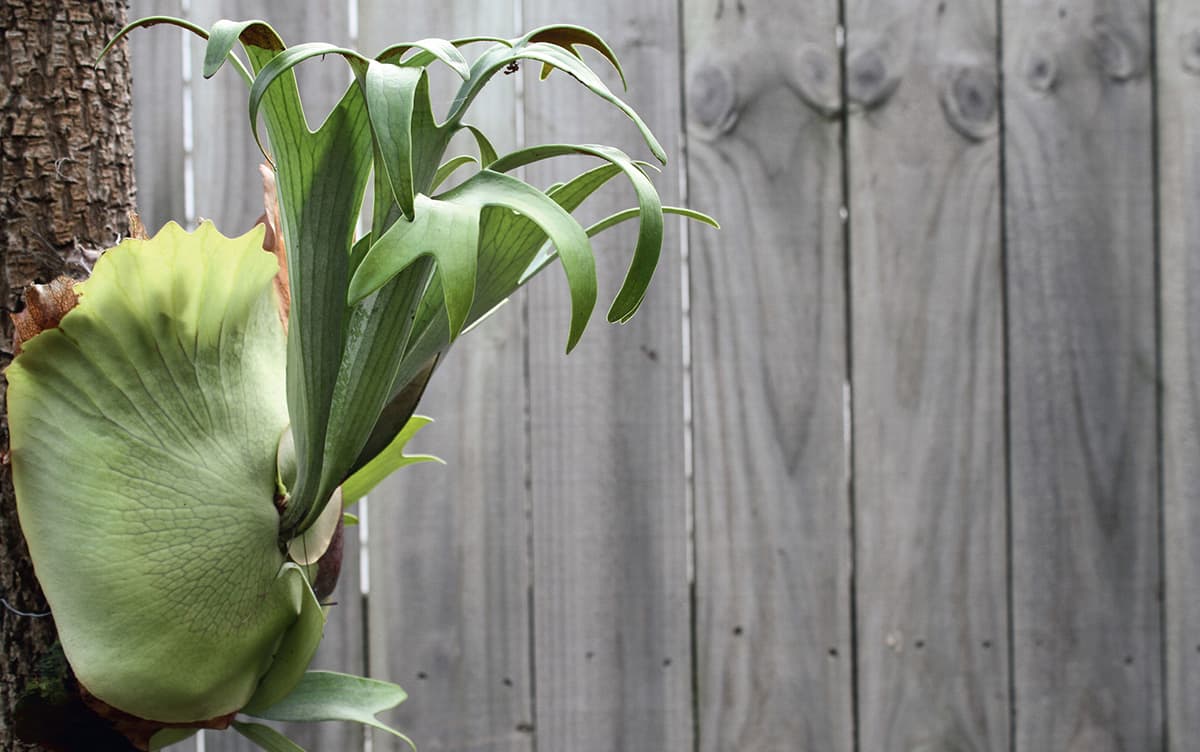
[1003,1,1161,748]
[682,1,852,750]
[361,3,534,751]
[1160,1,1200,749]
[129,0,185,233]
[521,2,691,750]
[847,1,1009,749]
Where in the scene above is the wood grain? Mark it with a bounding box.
[1003,1,1161,748]
[521,0,692,749]
[847,1,1009,749]
[1160,1,1200,749]
[129,0,185,233]
[360,3,534,752]
[683,1,852,750]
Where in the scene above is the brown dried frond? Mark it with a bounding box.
[127,210,148,240]
[80,684,235,751]
[257,163,290,330]
[12,277,79,355]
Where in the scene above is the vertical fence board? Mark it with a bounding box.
[682,1,852,750]
[361,4,534,751]
[1003,1,1161,748]
[129,0,184,234]
[186,2,360,750]
[847,1,1009,749]
[521,1,691,750]
[1161,0,1200,748]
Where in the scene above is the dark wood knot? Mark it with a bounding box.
[790,44,840,117]
[940,64,997,141]
[1022,45,1059,93]
[1182,28,1200,76]
[1089,16,1147,81]
[688,62,739,134]
[847,48,899,109]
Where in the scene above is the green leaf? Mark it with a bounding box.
[343,512,360,526]
[432,154,479,191]
[149,728,197,750]
[248,671,414,750]
[242,567,327,715]
[521,205,717,306]
[377,37,471,79]
[490,143,664,322]
[349,231,373,277]
[314,260,434,533]
[522,205,720,301]
[363,62,425,219]
[8,222,300,722]
[232,722,306,752]
[203,19,283,81]
[240,38,374,537]
[588,205,720,235]
[349,355,438,477]
[372,163,630,427]
[448,37,665,163]
[352,163,606,353]
[464,171,597,350]
[204,20,282,77]
[460,124,499,166]
[342,416,441,504]
[248,42,367,155]
[287,488,344,566]
[348,193,480,339]
[471,162,625,313]
[354,169,632,482]
[102,16,256,84]
[525,24,627,88]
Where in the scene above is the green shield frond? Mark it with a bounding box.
[8,222,314,722]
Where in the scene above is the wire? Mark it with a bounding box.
[0,596,50,618]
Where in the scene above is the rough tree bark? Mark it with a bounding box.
[0,1,136,749]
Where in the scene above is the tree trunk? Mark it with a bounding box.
[0,1,135,749]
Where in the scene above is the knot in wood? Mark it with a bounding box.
[688,62,739,134]
[939,64,997,141]
[1182,28,1200,76]
[847,48,899,109]
[1089,17,1146,81]
[1022,45,1059,93]
[790,44,840,117]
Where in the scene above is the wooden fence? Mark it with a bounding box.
[122,0,1200,749]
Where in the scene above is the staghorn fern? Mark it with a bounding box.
[9,16,714,751]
